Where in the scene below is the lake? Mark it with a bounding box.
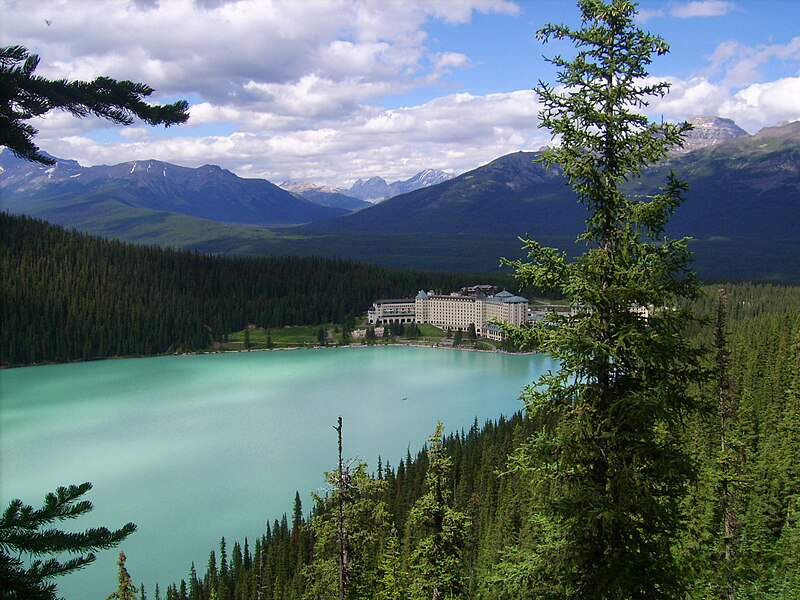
[0,346,556,598]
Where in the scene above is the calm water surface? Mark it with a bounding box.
[0,346,555,598]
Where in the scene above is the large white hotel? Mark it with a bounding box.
[367,287,529,341]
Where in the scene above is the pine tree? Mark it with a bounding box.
[303,418,390,600]
[107,552,138,600]
[712,288,748,599]
[501,1,706,597]
[1,45,188,164]
[377,531,405,600]
[0,482,136,600]
[406,422,470,599]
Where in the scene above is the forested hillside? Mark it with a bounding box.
[0,213,507,367]
[151,283,800,599]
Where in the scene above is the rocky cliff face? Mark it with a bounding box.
[676,116,750,153]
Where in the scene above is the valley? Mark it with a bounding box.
[3,118,798,282]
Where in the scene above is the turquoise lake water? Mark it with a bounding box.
[0,346,556,598]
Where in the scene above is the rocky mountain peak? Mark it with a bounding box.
[675,116,750,153]
[348,169,454,201]
[280,181,341,194]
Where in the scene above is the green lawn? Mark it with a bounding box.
[227,325,325,348]
[416,323,446,339]
[224,322,459,349]
[222,322,512,352]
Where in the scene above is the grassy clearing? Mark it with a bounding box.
[227,325,325,348]
[221,322,509,351]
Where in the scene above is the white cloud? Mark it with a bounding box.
[7,0,798,192]
[433,52,472,73]
[647,77,727,121]
[636,8,666,23]
[718,77,800,132]
[188,103,243,127]
[421,0,520,24]
[6,0,513,103]
[40,89,546,188]
[119,128,152,141]
[705,36,800,87]
[670,1,735,18]
[640,75,800,134]
[637,1,734,22]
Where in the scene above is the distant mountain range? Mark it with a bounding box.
[0,153,347,228]
[0,151,452,232]
[346,169,455,202]
[302,119,800,242]
[281,169,456,205]
[1,117,798,281]
[278,181,371,212]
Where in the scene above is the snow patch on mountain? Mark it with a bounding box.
[347,169,454,201]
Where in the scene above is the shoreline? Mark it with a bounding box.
[3,339,536,370]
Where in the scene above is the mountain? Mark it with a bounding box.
[307,152,586,236]
[294,119,800,280]
[0,151,347,229]
[676,116,750,154]
[279,181,370,212]
[630,120,800,242]
[2,119,797,281]
[347,169,454,201]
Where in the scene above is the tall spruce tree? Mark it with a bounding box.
[501,0,706,597]
[712,289,748,599]
[107,552,138,600]
[406,422,470,600]
[303,418,390,600]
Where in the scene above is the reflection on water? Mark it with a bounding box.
[0,346,555,599]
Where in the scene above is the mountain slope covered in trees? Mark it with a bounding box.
[292,122,800,280]
[151,282,800,598]
[2,122,798,281]
[0,213,508,367]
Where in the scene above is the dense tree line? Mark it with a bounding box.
[4,4,797,598]
[1,213,510,367]
[146,283,798,599]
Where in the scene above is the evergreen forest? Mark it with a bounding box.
[3,2,800,598]
[0,212,509,367]
[145,281,800,599]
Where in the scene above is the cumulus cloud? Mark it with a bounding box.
[640,75,800,134]
[706,36,800,87]
[433,52,473,73]
[718,77,800,132]
[6,0,511,105]
[636,8,666,23]
[637,1,734,22]
[646,77,727,121]
[42,89,547,188]
[670,1,735,18]
[6,0,798,191]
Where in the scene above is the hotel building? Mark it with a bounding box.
[367,289,529,341]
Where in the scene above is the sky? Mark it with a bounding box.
[4,0,800,188]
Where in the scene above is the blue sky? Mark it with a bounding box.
[4,0,799,187]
